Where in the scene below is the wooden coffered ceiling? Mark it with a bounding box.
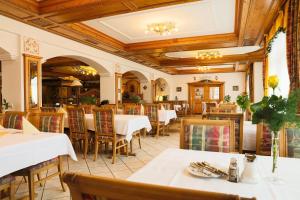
[0,0,286,75]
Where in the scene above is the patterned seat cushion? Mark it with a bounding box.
[68,109,85,133]
[94,110,113,135]
[39,115,61,133]
[124,106,141,115]
[260,124,272,155]
[183,124,230,152]
[3,113,23,130]
[0,175,15,185]
[144,105,158,122]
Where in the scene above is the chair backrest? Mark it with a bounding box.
[101,104,117,113]
[81,105,94,114]
[63,172,254,200]
[210,106,236,113]
[40,107,57,112]
[38,112,64,133]
[256,123,273,155]
[93,108,115,138]
[281,123,300,158]
[180,118,235,152]
[123,104,141,115]
[67,107,87,134]
[207,113,244,153]
[144,104,159,122]
[3,111,27,130]
[159,103,171,110]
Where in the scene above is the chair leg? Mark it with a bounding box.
[112,141,116,164]
[84,137,88,159]
[10,181,16,200]
[27,171,35,200]
[94,138,98,161]
[58,157,66,192]
[130,140,133,153]
[156,125,160,138]
[138,135,142,149]
[36,173,43,187]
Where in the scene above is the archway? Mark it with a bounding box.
[41,56,103,106]
[122,70,149,103]
[154,78,170,101]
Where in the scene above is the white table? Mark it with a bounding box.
[158,110,177,125]
[128,148,300,200]
[65,114,152,142]
[243,121,257,151]
[0,132,77,177]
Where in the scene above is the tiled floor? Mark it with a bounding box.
[15,122,180,200]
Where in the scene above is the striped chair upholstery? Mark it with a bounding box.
[101,104,117,113]
[40,107,57,112]
[81,105,94,114]
[94,109,114,136]
[282,125,300,158]
[256,123,272,155]
[67,108,86,134]
[144,104,158,122]
[207,113,244,153]
[39,113,64,133]
[123,105,141,115]
[3,111,27,130]
[181,119,234,152]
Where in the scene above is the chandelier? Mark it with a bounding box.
[145,22,178,36]
[196,51,222,59]
[197,66,210,71]
[72,66,97,76]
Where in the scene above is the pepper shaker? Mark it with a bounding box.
[228,157,239,183]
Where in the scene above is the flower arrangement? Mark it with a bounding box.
[236,93,250,112]
[250,75,300,174]
[224,95,231,103]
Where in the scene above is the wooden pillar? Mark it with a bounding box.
[115,73,122,107]
[151,80,156,103]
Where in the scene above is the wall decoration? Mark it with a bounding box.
[23,37,39,55]
[176,87,182,92]
[232,86,239,91]
[143,85,147,90]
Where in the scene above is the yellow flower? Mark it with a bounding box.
[268,75,279,89]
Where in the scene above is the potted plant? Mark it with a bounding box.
[250,75,300,179]
[224,95,231,103]
[130,95,141,104]
[236,93,250,112]
[2,98,12,112]
[80,96,97,105]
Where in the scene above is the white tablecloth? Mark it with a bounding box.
[128,148,300,200]
[65,114,152,142]
[158,110,177,125]
[0,132,77,177]
[243,121,257,151]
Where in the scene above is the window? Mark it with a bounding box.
[268,32,290,97]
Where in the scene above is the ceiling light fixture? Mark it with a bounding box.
[72,66,97,76]
[196,51,223,60]
[145,22,178,36]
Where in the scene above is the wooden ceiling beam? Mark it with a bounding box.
[39,0,199,24]
[160,49,264,66]
[174,67,237,75]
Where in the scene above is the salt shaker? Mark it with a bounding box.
[228,157,239,183]
[241,154,260,184]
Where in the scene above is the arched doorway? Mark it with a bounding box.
[42,56,104,106]
[154,78,170,101]
[122,70,149,103]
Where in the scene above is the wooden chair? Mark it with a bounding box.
[93,108,128,163]
[40,107,57,112]
[210,106,236,113]
[63,172,256,200]
[81,105,94,114]
[207,113,244,153]
[3,111,28,130]
[123,104,141,115]
[101,104,117,113]
[67,107,90,158]
[175,102,188,118]
[13,112,65,200]
[159,103,171,110]
[180,118,235,152]
[144,104,165,137]
[280,123,300,158]
[0,175,15,200]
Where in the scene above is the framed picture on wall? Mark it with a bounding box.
[232,86,239,91]
[176,87,182,92]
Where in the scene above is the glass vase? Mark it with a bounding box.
[271,131,279,174]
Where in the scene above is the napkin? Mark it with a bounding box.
[140,104,144,115]
[22,117,40,134]
[58,107,67,114]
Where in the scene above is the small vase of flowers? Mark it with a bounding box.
[250,75,300,181]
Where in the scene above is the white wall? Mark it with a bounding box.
[253,62,264,102]
[0,15,173,109]
[171,72,246,102]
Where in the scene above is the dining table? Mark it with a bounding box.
[0,130,77,177]
[158,109,177,125]
[128,148,300,200]
[65,114,152,142]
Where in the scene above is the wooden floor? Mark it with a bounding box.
[15,122,180,200]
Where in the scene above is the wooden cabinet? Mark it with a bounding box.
[188,80,224,114]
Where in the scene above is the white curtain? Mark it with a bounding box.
[268,32,290,97]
